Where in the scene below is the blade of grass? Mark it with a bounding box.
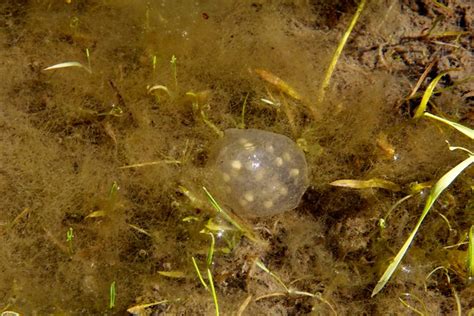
[1,311,20,316]
[423,112,474,140]
[128,224,152,237]
[43,61,92,74]
[203,218,234,233]
[207,268,219,316]
[379,194,414,229]
[206,232,216,268]
[316,0,366,106]
[85,210,107,219]
[426,267,462,316]
[109,281,116,309]
[408,76,474,100]
[199,109,224,138]
[191,257,208,290]
[85,48,91,71]
[66,227,74,256]
[254,260,337,315]
[203,186,265,246]
[152,55,157,75]
[413,69,458,118]
[10,207,30,227]
[255,260,289,292]
[236,295,252,316]
[398,293,428,315]
[372,154,474,296]
[429,0,453,15]
[148,84,172,96]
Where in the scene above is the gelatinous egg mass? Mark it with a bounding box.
[207,128,309,217]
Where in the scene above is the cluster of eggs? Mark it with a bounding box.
[207,129,309,217]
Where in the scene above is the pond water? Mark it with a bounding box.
[0,0,472,314]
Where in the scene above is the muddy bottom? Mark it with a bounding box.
[0,0,473,315]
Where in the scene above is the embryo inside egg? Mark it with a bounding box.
[207,128,309,217]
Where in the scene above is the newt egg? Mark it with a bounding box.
[207,129,309,217]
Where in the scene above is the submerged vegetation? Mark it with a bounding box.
[0,0,472,315]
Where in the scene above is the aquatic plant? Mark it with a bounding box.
[372,110,473,296]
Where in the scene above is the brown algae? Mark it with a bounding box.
[0,0,472,315]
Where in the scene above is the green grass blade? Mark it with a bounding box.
[372,154,474,296]
[206,232,216,268]
[109,281,116,309]
[255,260,289,292]
[191,257,208,290]
[316,0,366,106]
[207,268,219,316]
[423,112,474,140]
[413,69,458,118]
[203,187,265,246]
[203,187,244,232]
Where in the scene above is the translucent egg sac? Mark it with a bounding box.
[207,128,309,217]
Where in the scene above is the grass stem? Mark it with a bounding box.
[316,0,366,109]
